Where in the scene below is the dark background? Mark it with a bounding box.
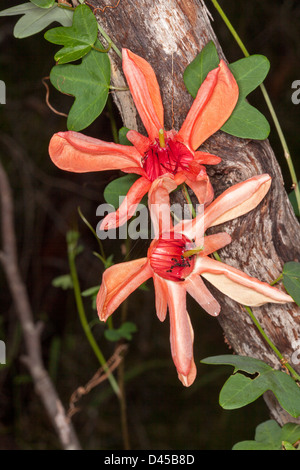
[0,0,299,450]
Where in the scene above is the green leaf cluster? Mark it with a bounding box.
[104,322,137,342]
[0,2,73,38]
[52,273,73,290]
[50,37,110,131]
[46,4,111,131]
[44,3,99,64]
[201,355,300,418]
[184,40,270,140]
[233,419,300,450]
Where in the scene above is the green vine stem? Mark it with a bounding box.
[210,0,300,213]
[270,273,283,286]
[182,183,197,219]
[244,305,300,381]
[67,232,121,397]
[97,23,122,59]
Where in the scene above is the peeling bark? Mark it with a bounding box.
[92,0,300,424]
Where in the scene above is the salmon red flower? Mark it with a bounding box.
[48,48,239,229]
[96,174,293,386]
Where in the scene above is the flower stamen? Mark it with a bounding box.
[183,246,204,258]
[158,128,166,148]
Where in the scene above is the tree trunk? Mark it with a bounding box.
[92,0,300,424]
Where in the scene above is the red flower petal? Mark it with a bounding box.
[178,60,239,150]
[100,176,151,230]
[185,274,221,317]
[97,258,152,321]
[49,131,142,172]
[153,274,168,322]
[166,281,196,384]
[122,49,164,141]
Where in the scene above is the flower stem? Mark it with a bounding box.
[210,0,300,213]
[67,233,120,397]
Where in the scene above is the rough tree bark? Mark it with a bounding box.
[91,0,300,424]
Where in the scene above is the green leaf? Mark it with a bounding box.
[183,40,219,99]
[52,274,73,290]
[201,355,300,417]
[281,422,300,446]
[81,285,100,310]
[221,99,270,140]
[45,4,98,64]
[30,0,55,8]
[183,42,270,140]
[104,174,139,209]
[233,420,300,450]
[118,127,132,146]
[289,183,300,217]
[229,55,270,99]
[50,39,110,131]
[282,261,300,306]
[282,441,297,450]
[104,322,137,342]
[0,3,73,38]
[223,55,271,139]
[119,322,138,340]
[81,285,100,297]
[104,329,122,342]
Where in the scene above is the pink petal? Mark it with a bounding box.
[195,256,294,306]
[166,282,196,384]
[122,49,164,141]
[178,360,197,387]
[153,274,168,321]
[49,131,142,172]
[185,274,220,316]
[184,174,272,240]
[178,60,239,150]
[203,174,272,231]
[200,232,232,256]
[97,258,152,321]
[100,176,151,230]
[148,175,177,237]
[185,175,214,206]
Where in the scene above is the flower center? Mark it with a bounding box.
[142,134,194,182]
[148,233,195,282]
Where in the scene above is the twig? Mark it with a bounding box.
[0,162,81,450]
[67,343,128,418]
